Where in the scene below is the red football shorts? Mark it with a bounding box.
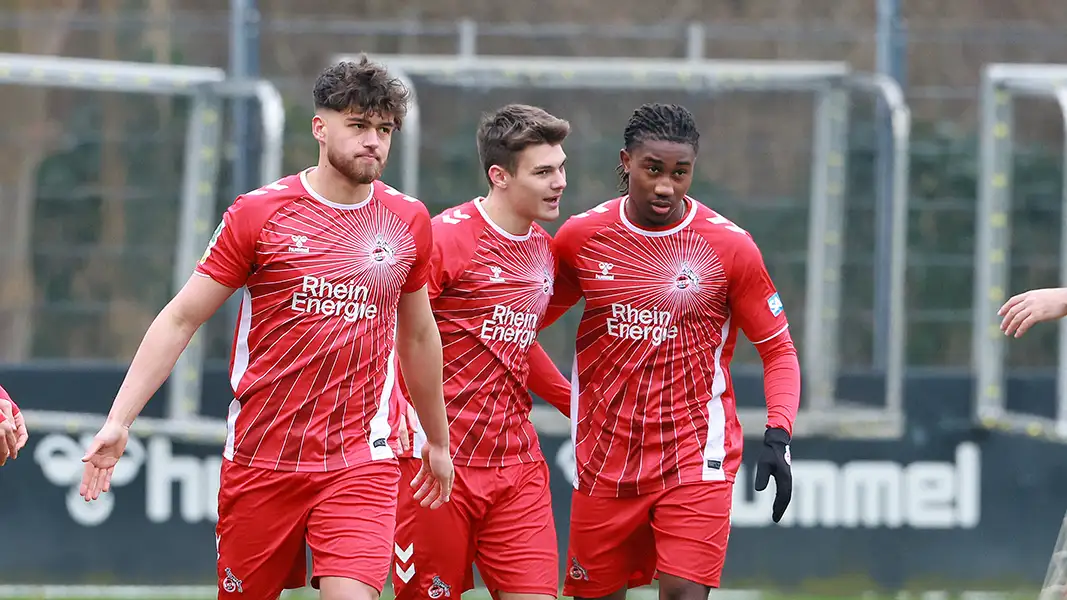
[563,481,733,597]
[393,457,559,599]
[215,458,400,598]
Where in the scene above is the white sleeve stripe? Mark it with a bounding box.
[751,323,790,345]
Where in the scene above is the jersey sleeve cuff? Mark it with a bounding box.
[193,267,241,289]
[401,279,429,294]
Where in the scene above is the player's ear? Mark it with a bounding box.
[311,114,327,144]
[619,148,631,174]
[487,164,509,190]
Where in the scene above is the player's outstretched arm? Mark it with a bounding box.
[79,274,235,501]
[396,285,454,509]
[999,287,1067,337]
[527,342,571,415]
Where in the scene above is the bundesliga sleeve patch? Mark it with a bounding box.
[767,292,784,317]
[200,220,225,265]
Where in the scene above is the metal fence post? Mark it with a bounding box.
[168,88,223,421]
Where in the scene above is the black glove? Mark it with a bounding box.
[753,427,792,523]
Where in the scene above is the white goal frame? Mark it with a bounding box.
[973,63,1067,441]
[0,53,285,439]
[337,53,913,439]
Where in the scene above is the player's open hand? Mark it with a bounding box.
[0,400,18,466]
[80,420,130,501]
[754,427,793,523]
[999,287,1067,338]
[412,442,453,509]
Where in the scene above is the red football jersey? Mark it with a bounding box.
[550,196,791,497]
[400,198,557,467]
[195,169,432,472]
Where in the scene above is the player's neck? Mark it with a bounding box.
[480,192,533,237]
[305,162,373,206]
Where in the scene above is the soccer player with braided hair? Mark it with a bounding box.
[544,103,801,599]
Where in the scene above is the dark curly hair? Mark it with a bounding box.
[616,103,700,193]
[312,55,411,129]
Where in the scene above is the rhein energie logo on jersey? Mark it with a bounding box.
[606,302,678,346]
[290,275,379,322]
[479,304,538,348]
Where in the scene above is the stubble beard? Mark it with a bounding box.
[328,145,383,185]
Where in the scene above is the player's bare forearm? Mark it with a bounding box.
[527,342,571,415]
[108,274,234,428]
[107,309,198,427]
[755,329,801,435]
[396,286,449,448]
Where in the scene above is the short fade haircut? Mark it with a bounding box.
[312,55,411,129]
[617,103,700,193]
[476,104,571,184]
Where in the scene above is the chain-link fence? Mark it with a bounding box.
[6,2,1067,370]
